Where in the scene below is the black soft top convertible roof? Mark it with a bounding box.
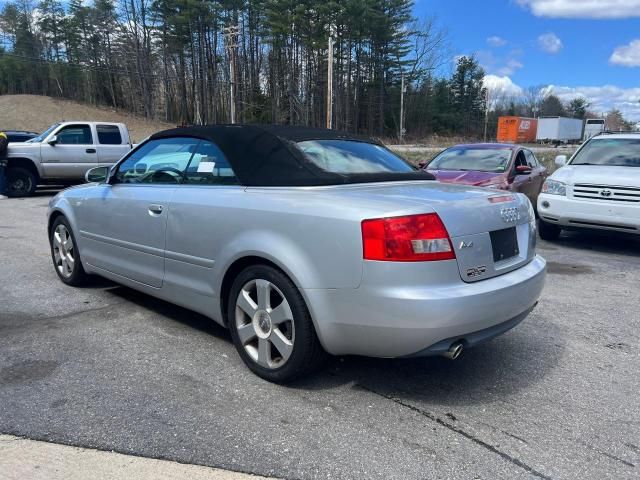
[149,124,435,187]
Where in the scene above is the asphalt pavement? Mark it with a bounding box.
[0,193,638,479]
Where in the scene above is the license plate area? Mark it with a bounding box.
[490,227,519,262]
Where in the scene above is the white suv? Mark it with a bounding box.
[537,133,640,240]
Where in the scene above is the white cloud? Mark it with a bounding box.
[547,84,640,121]
[487,36,507,47]
[517,0,640,19]
[484,75,524,101]
[497,59,524,76]
[549,85,640,115]
[538,33,563,54]
[483,76,640,121]
[610,39,640,67]
[476,49,524,76]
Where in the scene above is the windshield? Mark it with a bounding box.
[27,123,60,143]
[428,147,513,173]
[296,140,414,174]
[572,138,640,167]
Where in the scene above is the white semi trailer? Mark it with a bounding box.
[583,118,606,141]
[536,117,584,144]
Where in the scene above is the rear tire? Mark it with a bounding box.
[6,167,37,197]
[227,264,326,383]
[538,219,561,241]
[49,216,91,286]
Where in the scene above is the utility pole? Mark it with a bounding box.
[399,72,405,142]
[326,28,334,129]
[483,88,490,142]
[224,24,240,124]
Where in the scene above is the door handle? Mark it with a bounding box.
[86,148,97,154]
[148,204,164,214]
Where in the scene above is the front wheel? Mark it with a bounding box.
[227,265,326,383]
[49,216,91,286]
[538,219,561,241]
[6,167,37,197]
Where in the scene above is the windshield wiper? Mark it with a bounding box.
[435,168,477,171]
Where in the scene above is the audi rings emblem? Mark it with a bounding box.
[500,207,520,223]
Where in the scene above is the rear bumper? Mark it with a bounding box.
[538,193,640,233]
[303,255,546,357]
[405,303,535,357]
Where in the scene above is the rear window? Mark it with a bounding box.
[572,138,640,167]
[97,125,123,145]
[295,140,413,174]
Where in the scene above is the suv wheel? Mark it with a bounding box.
[6,167,37,197]
[538,219,561,241]
[227,265,326,383]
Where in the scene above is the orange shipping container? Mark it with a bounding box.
[496,116,538,143]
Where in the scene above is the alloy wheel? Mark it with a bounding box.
[52,224,75,278]
[235,279,295,369]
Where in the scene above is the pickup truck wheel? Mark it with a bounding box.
[538,219,561,241]
[6,167,37,197]
[49,216,90,286]
[228,265,327,383]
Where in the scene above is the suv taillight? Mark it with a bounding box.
[361,213,455,262]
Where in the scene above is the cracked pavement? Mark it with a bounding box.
[1,193,639,479]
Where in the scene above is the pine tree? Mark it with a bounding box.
[450,56,486,135]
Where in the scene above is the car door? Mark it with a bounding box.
[77,137,200,288]
[524,149,546,205]
[511,149,536,201]
[164,140,244,299]
[96,124,130,167]
[40,124,97,178]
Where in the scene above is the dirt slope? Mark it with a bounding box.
[0,94,172,143]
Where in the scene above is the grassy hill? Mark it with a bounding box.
[0,95,172,144]
[0,94,574,172]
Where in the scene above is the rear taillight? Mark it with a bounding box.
[361,213,455,262]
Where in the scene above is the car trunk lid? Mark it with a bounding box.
[320,181,536,282]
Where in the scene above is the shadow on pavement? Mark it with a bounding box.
[104,284,231,341]
[291,312,565,407]
[551,229,640,257]
[77,265,565,408]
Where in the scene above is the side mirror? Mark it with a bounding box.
[417,161,427,169]
[85,166,110,183]
[555,155,567,167]
[516,165,532,175]
[47,135,58,146]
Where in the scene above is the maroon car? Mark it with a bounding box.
[423,143,548,208]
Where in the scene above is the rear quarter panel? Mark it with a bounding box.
[164,186,367,301]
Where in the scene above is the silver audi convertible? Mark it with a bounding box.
[47,125,546,382]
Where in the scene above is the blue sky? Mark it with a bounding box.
[415,0,640,120]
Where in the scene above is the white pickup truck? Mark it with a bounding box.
[5,121,134,197]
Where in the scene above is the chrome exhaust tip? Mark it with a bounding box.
[442,342,463,360]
